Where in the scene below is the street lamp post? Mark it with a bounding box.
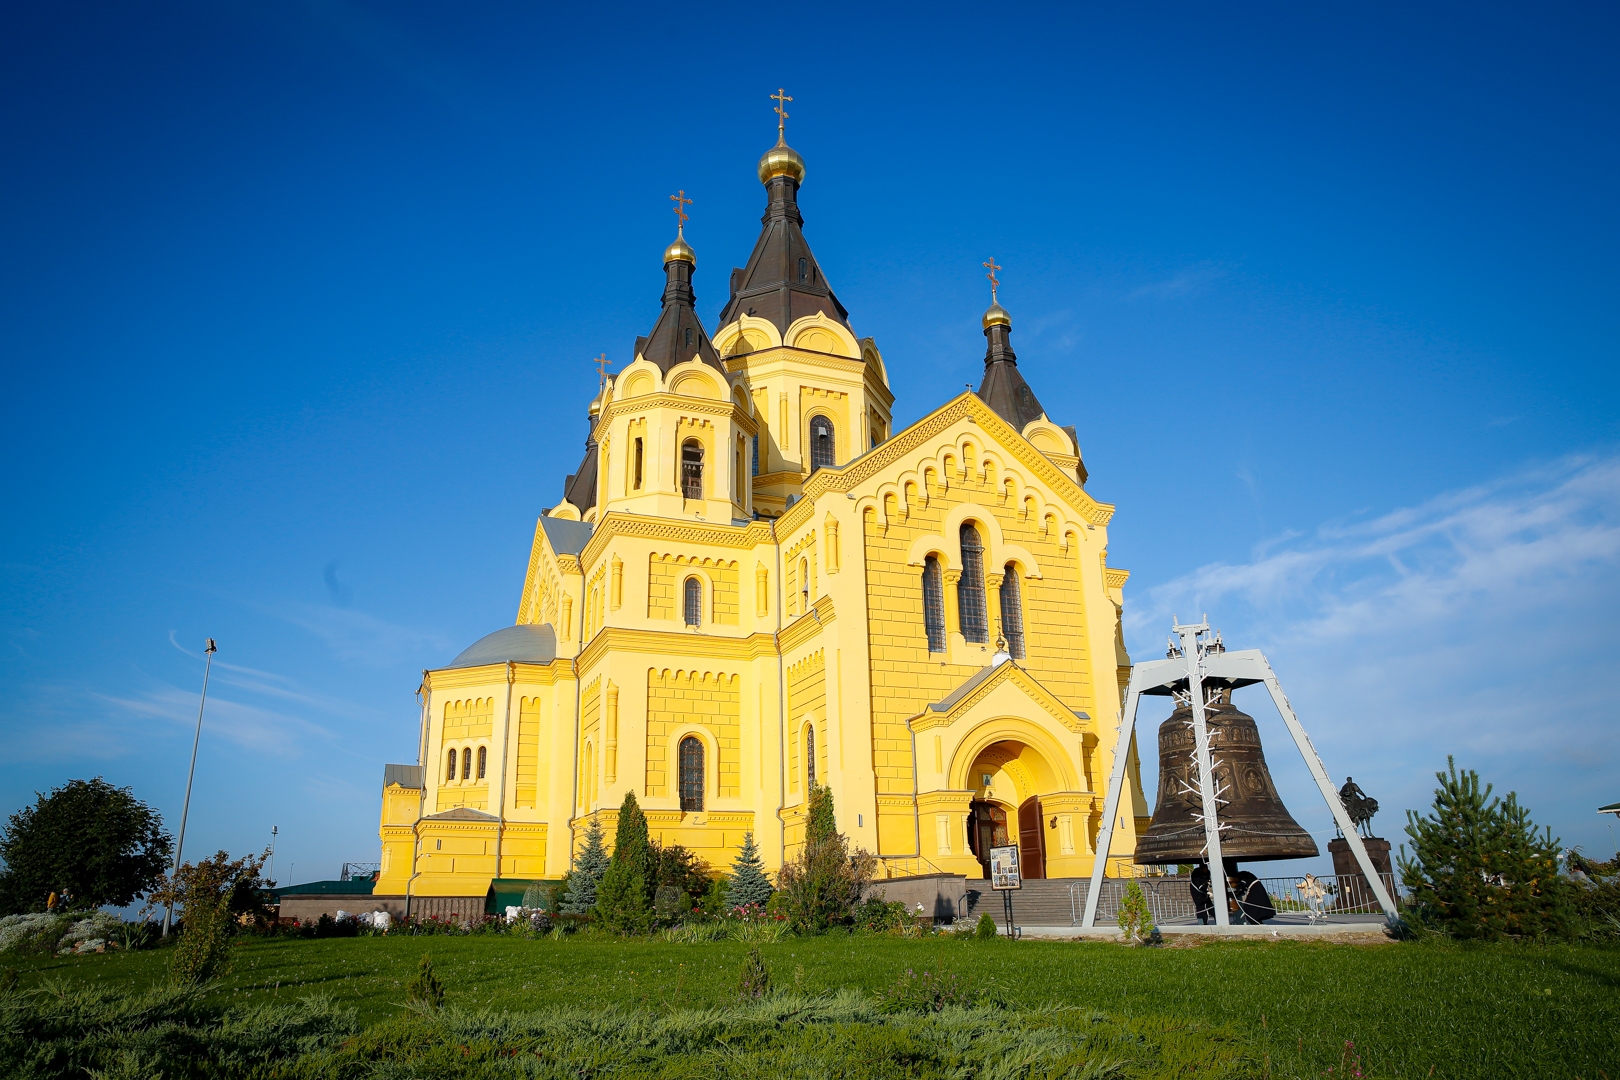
[163,638,216,938]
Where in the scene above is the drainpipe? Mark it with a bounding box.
[771,517,788,863]
[494,661,513,883]
[405,671,429,923]
[567,564,586,867]
[903,715,922,859]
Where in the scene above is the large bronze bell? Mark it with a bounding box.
[1135,688,1319,864]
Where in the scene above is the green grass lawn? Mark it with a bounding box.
[10,933,1619,1078]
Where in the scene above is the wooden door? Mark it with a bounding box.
[1017,797,1045,879]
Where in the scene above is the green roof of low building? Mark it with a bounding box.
[272,879,376,898]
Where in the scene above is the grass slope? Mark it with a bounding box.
[8,934,1619,1078]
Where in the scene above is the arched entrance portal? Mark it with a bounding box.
[962,739,1062,879]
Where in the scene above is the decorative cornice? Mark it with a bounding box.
[577,512,773,569]
[598,393,757,439]
[425,660,571,693]
[778,596,835,654]
[578,625,778,673]
[1104,568,1130,589]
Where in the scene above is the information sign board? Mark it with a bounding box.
[989,844,1022,891]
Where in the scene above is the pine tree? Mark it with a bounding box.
[560,817,609,914]
[806,785,836,846]
[594,790,652,934]
[1400,757,1573,940]
[727,831,773,908]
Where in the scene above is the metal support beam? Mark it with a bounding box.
[1179,620,1230,926]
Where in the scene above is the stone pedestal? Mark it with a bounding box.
[1328,836,1392,910]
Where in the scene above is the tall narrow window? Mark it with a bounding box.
[683,577,702,627]
[1000,563,1025,659]
[799,556,810,612]
[809,415,835,472]
[678,736,705,811]
[805,725,817,788]
[477,745,487,780]
[798,257,808,282]
[751,435,759,477]
[735,439,745,501]
[632,437,643,490]
[448,748,458,782]
[958,523,988,643]
[922,556,946,652]
[462,747,472,780]
[681,439,704,499]
[684,326,694,347]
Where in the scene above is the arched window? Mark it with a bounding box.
[632,437,644,490]
[958,523,988,643]
[735,438,745,502]
[1000,563,1025,659]
[462,747,472,780]
[582,742,593,807]
[799,556,810,612]
[798,257,808,282]
[477,745,487,780]
[681,439,704,499]
[678,735,705,811]
[684,326,694,347]
[805,724,817,788]
[683,576,702,627]
[922,556,946,652]
[809,415,835,473]
[448,748,458,782]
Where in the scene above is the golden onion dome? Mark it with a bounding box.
[982,302,1011,329]
[758,139,806,185]
[663,233,696,266]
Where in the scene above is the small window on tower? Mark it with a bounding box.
[798,258,808,282]
[477,745,487,780]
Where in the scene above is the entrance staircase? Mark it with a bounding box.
[963,877,1085,927]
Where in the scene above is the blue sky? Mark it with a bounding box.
[3,2,1617,887]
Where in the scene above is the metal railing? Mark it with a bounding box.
[1070,873,1399,925]
[1071,878,1196,924]
[1259,873,1399,919]
[875,855,949,879]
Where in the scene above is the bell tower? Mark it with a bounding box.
[712,91,894,517]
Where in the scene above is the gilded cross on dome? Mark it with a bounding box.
[669,190,691,234]
[771,88,792,140]
[594,352,612,387]
[983,257,1003,303]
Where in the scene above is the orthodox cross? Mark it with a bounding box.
[594,352,612,388]
[983,257,1002,303]
[670,190,691,234]
[771,88,792,139]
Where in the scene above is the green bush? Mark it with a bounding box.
[775,787,876,934]
[1117,880,1156,944]
[974,912,998,940]
[560,817,609,914]
[405,954,445,1009]
[1400,758,1574,939]
[727,830,773,908]
[594,791,652,934]
[737,946,772,998]
[169,895,233,985]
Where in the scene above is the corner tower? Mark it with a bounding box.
[713,92,894,517]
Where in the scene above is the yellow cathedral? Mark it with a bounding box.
[375,108,1152,916]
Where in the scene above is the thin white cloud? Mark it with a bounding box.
[269,603,450,666]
